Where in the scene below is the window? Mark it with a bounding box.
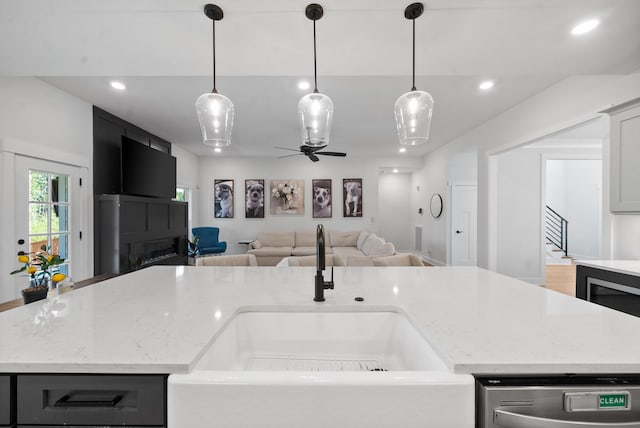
[29,170,71,277]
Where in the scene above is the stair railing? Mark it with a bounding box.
[545,205,568,257]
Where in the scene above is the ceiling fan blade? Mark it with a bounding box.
[278,153,303,159]
[308,154,320,162]
[317,151,347,157]
[275,146,300,152]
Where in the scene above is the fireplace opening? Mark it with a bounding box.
[135,238,179,267]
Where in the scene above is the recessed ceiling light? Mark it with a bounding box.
[571,19,599,36]
[479,80,494,91]
[213,148,222,153]
[399,147,407,153]
[393,169,399,173]
[298,81,310,90]
[110,81,126,91]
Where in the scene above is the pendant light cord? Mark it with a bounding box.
[212,18,217,93]
[411,17,416,91]
[313,19,319,93]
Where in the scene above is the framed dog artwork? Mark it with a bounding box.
[343,178,363,217]
[312,179,332,218]
[214,179,234,218]
[245,179,265,219]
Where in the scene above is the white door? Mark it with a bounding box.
[451,184,477,266]
[12,156,86,296]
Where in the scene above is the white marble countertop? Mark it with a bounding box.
[575,260,640,277]
[2,265,640,375]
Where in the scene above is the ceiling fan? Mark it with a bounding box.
[275,145,347,162]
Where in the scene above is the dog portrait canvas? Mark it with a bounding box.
[214,179,234,218]
[312,179,332,218]
[245,179,265,218]
[343,178,363,217]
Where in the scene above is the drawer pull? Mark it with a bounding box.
[54,392,123,407]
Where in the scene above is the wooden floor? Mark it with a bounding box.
[544,264,576,297]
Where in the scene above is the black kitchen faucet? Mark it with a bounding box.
[314,224,334,302]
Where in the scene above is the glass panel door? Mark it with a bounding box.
[13,156,85,298]
[28,170,71,278]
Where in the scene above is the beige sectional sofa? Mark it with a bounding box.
[247,230,395,266]
[280,253,424,267]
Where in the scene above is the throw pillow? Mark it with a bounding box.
[361,234,382,256]
[356,231,370,250]
[368,242,395,257]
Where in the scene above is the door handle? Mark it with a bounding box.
[456,230,462,234]
[494,409,640,428]
[54,392,123,408]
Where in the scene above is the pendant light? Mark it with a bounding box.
[394,3,434,146]
[298,4,334,147]
[196,4,234,147]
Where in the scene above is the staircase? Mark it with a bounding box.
[545,205,572,265]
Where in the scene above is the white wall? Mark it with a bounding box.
[479,74,640,270]
[197,156,421,254]
[547,159,602,259]
[0,77,93,302]
[415,73,640,274]
[378,172,411,251]
[496,148,543,282]
[411,142,477,265]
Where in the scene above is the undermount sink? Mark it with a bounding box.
[168,306,474,428]
[195,307,447,372]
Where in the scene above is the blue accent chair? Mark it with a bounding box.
[192,227,227,255]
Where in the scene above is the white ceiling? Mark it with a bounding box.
[2,0,639,158]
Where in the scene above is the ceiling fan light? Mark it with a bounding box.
[298,92,333,146]
[394,90,434,146]
[196,91,234,147]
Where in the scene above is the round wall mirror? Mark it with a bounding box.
[430,193,443,218]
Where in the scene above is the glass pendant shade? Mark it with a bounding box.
[195,91,234,147]
[394,90,434,146]
[298,92,334,147]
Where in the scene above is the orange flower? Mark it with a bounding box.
[27,266,37,274]
[18,255,29,264]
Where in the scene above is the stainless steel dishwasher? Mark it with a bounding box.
[477,376,640,427]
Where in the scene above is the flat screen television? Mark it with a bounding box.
[121,136,176,199]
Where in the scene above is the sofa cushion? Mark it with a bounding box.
[247,247,293,257]
[329,231,359,247]
[361,234,385,256]
[356,231,370,250]
[368,242,395,257]
[249,240,262,249]
[372,253,422,266]
[257,232,295,247]
[295,231,316,248]
[287,254,338,267]
[291,246,333,256]
[196,254,258,266]
[331,247,365,257]
[344,256,375,266]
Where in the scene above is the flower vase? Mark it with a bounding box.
[21,286,49,304]
[282,199,290,210]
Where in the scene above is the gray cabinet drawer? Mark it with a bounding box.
[17,374,165,426]
[0,375,10,425]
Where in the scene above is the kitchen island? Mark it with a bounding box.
[2,265,640,427]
